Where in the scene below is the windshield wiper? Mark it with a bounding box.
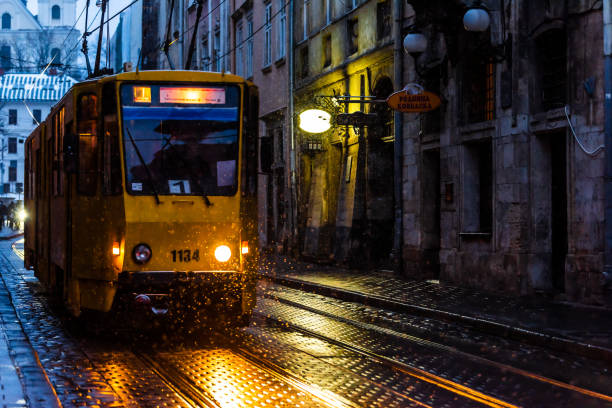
[162,137,212,207]
[126,128,161,205]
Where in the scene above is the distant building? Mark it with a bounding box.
[0,0,79,203]
[0,73,76,201]
[110,0,160,73]
[0,0,80,77]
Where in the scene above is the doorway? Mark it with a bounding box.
[533,130,567,292]
[422,149,441,278]
[550,132,567,292]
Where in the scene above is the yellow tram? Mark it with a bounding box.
[23,71,259,326]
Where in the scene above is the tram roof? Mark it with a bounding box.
[80,70,250,85]
[0,73,77,102]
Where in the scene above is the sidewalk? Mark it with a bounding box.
[0,227,23,241]
[260,255,612,363]
[0,235,59,407]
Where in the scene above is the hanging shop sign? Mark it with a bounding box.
[386,84,441,113]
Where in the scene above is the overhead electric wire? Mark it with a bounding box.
[85,0,140,36]
[62,7,102,72]
[138,0,229,67]
[57,2,88,55]
[139,0,288,71]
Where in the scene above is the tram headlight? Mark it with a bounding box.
[214,245,231,262]
[133,243,152,264]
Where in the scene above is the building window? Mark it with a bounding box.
[8,160,16,182]
[246,14,253,78]
[0,46,11,70]
[51,48,61,65]
[299,46,308,79]
[236,22,243,77]
[51,5,61,20]
[376,0,391,40]
[8,109,16,125]
[1,13,10,29]
[463,140,492,233]
[325,0,331,25]
[201,33,209,70]
[536,28,566,111]
[264,3,272,67]
[303,0,308,40]
[8,138,16,154]
[213,28,220,72]
[277,0,286,59]
[421,65,442,134]
[463,58,495,124]
[347,18,358,55]
[322,35,331,67]
[33,109,41,124]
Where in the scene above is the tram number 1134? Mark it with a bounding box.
[171,249,200,262]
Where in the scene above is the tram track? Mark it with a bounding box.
[134,351,221,408]
[254,309,517,408]
[133,347,356,408]
[257,291,612,407]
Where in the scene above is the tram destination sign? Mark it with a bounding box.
[386,88,441,113]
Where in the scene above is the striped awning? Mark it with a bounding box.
[0,73,77,101]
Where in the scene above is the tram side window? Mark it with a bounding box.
[25,141,30,200]
[77,93,98,195]
[102,84,121,195]
[52,107,65,196]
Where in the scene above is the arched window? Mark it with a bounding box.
[51,5,61,20]
[1,13,11,29]
[51,48,60,65]
[0,45,11,70]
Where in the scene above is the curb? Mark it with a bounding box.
[0,252,62,408]
[0,233,23,241]
[261,273,612,364]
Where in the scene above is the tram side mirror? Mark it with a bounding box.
[64,130,78,174]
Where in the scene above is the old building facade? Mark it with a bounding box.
[403,0,609,304]
[293,0,395,268]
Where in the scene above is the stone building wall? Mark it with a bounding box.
[403,0,608,305]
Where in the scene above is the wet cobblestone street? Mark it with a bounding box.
[0,240,611,407]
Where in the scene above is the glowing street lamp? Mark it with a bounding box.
[298,109,332,133]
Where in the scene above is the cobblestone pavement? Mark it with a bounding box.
[260,283,612,394]
[255,283,612,408]
[2,240,611,407]
[260,257,612,353]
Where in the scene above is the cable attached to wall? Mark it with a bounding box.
[565,105,604,156]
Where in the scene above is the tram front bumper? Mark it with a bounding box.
[117,270,255,317]
[118,270,245,289]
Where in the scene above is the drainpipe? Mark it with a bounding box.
[392,0,404,274]
[178,0,184,67]
[604,0,612,288]
[288,0,297,254]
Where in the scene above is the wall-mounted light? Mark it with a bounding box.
[463,8,491,32]
[299,109,332,133]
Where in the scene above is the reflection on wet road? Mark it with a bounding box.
[4,240,612,407]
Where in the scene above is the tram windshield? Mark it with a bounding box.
[120,84,240,196]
